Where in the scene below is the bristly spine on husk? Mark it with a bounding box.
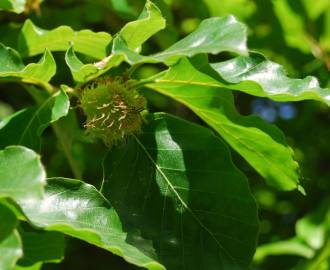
[79,76,146,147]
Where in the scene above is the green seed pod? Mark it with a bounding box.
[79,76,146,146]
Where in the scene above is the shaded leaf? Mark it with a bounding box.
[211,53,330,105]
[18,20,112,59]
[0,89,69,150]
[0,146,46,201]
[146,58,299,190]
[18,231,65,266]
[102,113,259,270]
[14,263,42,270]
[0,203,18,242]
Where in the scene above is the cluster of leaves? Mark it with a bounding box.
[0,0,330,269]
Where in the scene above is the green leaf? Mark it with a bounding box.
[211,53,330,105]
[296,199,330,250]
[113,15,248,65]
[119,0,166,50]
[0,89,69,150]
[146,58,299,190]
[0,231,23,270]
[0,0,25,13]
[0,146,46,202]
[18,231,65,266]
[65,46,100,83]
[0,44,56,88]
[0,203,18,242]
[19,178,165,270]
[65,46,124,83]
[18,19,112,59]
[254,237,315,262]
[272,0,311,53]
[102,113,259,270]
[14,263,42,270]
[302,0,330,19]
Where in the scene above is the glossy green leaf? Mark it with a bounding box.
[0,146,46,201]
[0,0,25,13]
[18,20,112,59]
[0,89,69,150]
[18,231,65,266]
[19,178,165,270]
[102,113,259,270]
[119,0,166,50]
[0,231,23,270]
[211,53,330,105]
[146,58,299,190]
[0,44,55,87]
[113,15,248,65]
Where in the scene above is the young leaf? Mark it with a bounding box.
[64,46,99,83]
[0,44,55,88]
[19,178,165,270]
[0,89,69,150]
[0,146,46,202]
[211,53,330,105]
[102,113,259,270]
[113,15,248,65]
[18,20,112,59]
[119,0,166,50]
[0,231,23,270]
[146,58,300,190]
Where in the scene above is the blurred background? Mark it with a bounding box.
[0,0,330,269]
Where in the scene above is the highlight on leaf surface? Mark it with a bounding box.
[79,76,146,146]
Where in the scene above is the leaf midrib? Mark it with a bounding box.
[132,135,239,268]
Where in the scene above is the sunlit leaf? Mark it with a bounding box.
[211,53,330,105]
[146,58,300,190]
[113,15,248,65]
[0,146,46,201]
[0,44,55,87]
[19,178,166,270]
[18,20,112,59]
[0,0,25,13]
[0,231,23,270]
[119,0,166,50]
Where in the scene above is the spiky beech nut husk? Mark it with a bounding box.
[79,76,146,146]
